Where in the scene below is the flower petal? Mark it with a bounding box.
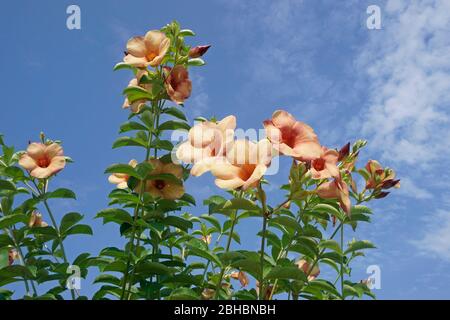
[126,36,147,57]
[18,154,37,171]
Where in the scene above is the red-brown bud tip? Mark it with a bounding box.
[338,142,351,161]
[375,191,390,199]
[189,45,211,58]
[381,179,401,190]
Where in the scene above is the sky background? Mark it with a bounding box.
[1,0,450,299]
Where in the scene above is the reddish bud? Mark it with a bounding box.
[338,142,350,161]
[381,179,401,190]
[189,45,211,58]
[375,191,390,199]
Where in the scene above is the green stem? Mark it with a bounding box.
[257,183,268,300]
[340,223,344,299]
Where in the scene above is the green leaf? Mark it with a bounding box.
[134,261,174,276]
[113,62,135,71]
[112,136,147,149]
[344,240,376,255]
[0,265,35,279]
[200,214,221,232]
[162,216,192,231]
[319,240,342,255]
[60,212,83,233]
[150,139,174,151]
[0,180,16,191]
[312,203,342,218]
[221,198,259,212]
[269,216,301,232]
[0,214,27,229]
[187,245,222,268]
[119,121,148,133]
[96,208,133,225]
[266,266,307,281]
[64,224,93,236]
[147,173,182,185]
[179,29,196,37]
[104,163,141,179]
[0,249,9,269]
[158,120,190,132]
[123,86,152,102]
[45,188,76,200]
[164,107,187,121]
[188,58,205,66]
[167,287,200,300]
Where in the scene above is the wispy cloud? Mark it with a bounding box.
[356,0,450,169]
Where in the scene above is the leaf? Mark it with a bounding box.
[344,240,376,255]
[104,163,141,179]
[123,86,152,102]
[0,249,9,269]
[167,287,200,300]
[147,173,182,185]
[188,58,205,66]
[312,203,342,218]
[266,266,307,281]
[0,180,16,191]
[96,208,133,225]
[113,62,135,71]
[269,216,301,232]
[179,29,196,36]
[221,198,259,212]
[179,193,196,206]
[64,224,93,236]
[0,265,35,279]
[319,240,342,255]
[112,136,147,149]
[119,121,148,133]
[162,216,193,231]
[187,245,222,268]
[200,214,221,232]
[164,107,187,121]
[150,139,173,151]
[0,214,27,229]
[134,261,174,276]
[45,188,76,200]
[158,120,190,132]
[60,212,83,233]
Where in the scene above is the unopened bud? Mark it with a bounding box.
[189,45,211,58]
[381,179,401,190]
[375,191,390,199]
[338,142,350,161]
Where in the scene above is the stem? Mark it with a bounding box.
[257,183,268,300]
[340,223,344,299]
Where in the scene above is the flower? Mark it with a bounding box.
[122,70,152,113]
[317,175,351,215]
[209,139,272,190]
[296,259,320,281]
[19,143,66,179]
[189,45,211,58]
[365,160,400,190]
[230,271,249,288]
[176,116,236,176]
[201,288,215,300]
[310,147,339,179]
[144,159,185,200]
[123,31,170,67]
[164,65,192,104]
[256,281,274,300]
[108,159,138,189]
[29,210,48,228]
[263,110,322,161]
[8,250,19,265]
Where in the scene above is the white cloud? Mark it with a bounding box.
[186,71,209,119]
[357,0,450,168]
[396,177,432,200]
[412,210,450,261]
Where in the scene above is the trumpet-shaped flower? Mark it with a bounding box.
[365,160,400,190]
[123,31,170,67]
[29,211,48,228]
[296,259,320,281]
[230,271,249,288]
[145,159,185,200]
[108,159,138,189]
[263,110,322,161]
[317,176,351,215]
[164,65,192,104]
[176,116,236,176]
[310,147,339,179]
[19,143,66,179]
[210,139,272,190]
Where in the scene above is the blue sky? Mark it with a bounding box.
[1,0,450,299]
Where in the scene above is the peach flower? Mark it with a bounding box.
[209,139,272,190]
[122,70,152,113]
[201,288,215,300]
[164,65,192,104]
[29,211,48,228]
[8,249,19,265]
[296,259,320,281]
[310,147,339,179]
[365,160,400,190]
[176,116,236,176]
[145,159,185,200]
[19,143,66,179]
[317,176,351,215]
[108,159,138,189]
[123,31,170,67]
[201,234,212,245]
[263,110,322,161]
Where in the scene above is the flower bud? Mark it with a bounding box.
[189,45,211,58]
[381,179,401,190]
[338,142,350,161]
[375,191,390,199]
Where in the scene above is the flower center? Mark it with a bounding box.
[146,52,157,61]
[312,158,325,171]
[154,179,166,190]
[37,157,50,168]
